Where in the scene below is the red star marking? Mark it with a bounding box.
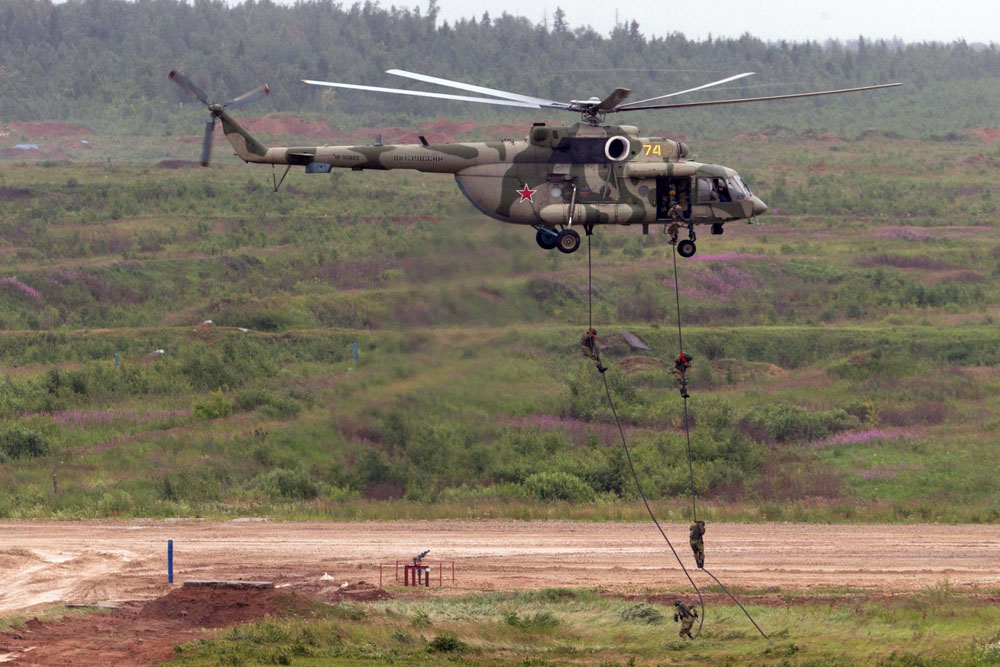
[516,184,537,203]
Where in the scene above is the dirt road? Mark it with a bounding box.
[1,520,998,614]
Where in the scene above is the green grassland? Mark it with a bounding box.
[0,129,999,521]
[166,586,1000,666]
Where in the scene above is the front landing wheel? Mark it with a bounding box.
[677,239,697,258]
[557,229,581,254]
[536,228,559,250]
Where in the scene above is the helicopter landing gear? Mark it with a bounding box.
[535,227,559,250]
[556,228,581,254]
[677,239,697,258]
[711,223,724,235]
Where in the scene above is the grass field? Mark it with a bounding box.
[166,586,1000,666]
[0,126,998,522]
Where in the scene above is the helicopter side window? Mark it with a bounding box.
[714,178,732,202]
[695,178,717,203]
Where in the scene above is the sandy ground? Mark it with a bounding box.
[1,520,998,615]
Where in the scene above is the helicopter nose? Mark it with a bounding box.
[750,195,768,216]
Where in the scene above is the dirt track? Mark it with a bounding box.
[2,521,998,614]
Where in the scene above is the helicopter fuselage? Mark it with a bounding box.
[218,110,767,236]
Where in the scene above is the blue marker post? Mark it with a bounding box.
[114,352,119,367]
[167,539,173,584]
[353,342,358,363]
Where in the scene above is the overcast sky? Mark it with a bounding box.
[432,0,999,44]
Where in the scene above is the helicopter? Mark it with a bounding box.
[169,70,900,257]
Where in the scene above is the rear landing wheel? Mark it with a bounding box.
[536,228,558,250]
[677,239,697,258]
[557,229,581,254]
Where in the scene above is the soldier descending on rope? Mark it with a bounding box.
[664,185,685,245]
[673,600,699,639]
[580,327,607,373]
[689,519,706,569]
[672,352,692,398]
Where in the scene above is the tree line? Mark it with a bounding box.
[0,0,997,137]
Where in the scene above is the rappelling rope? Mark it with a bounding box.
[669,244,768,640]
[586,233,705,634]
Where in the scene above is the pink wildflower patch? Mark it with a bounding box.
[816,427,917,447]
[674,266,757,302]
[0,277,41,303]
[51,409,191,426]
[688,253,766,263]
[876,227,935,241]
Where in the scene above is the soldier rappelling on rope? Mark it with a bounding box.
[672,352,692,398]
[689,519,706,569]
[580,327,607,373]
[664,185,685,245]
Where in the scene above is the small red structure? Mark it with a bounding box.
[379,560,456,588]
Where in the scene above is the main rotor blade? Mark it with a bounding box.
[169,70,209,106]
[595,88,632,112]
[619,82,902,112]
[225,84,270,110]
[302,79,541,108]
[385,69,571,109]
[619,72,755,108]
[200,118,215,167]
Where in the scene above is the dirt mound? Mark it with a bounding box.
[616,356,666,373]
[139,585,316,628]
[314,581,394,603]
[6,121,93,137]
[968,128,1000,142]
[711,358,785,383]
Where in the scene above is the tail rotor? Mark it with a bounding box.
[169,70,269,166]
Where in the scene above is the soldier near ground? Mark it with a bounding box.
[580,327,608,373]
[672,352,692,398]
[664,185,685,244]
[689,519,706,568]
[673,600,699,639]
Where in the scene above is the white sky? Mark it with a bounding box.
[432,0,999,44]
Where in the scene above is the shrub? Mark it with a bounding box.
[504,611,559,631]
[0,425,50,460]
[618,603,663,624]
[193,390,234,420]
[523,471,595,502]
[427,633,464,653]
[740,403,858,443]
[251,468,319,500]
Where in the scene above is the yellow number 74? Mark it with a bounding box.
[642,144,662,156]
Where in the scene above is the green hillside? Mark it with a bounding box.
[0,127,998,521]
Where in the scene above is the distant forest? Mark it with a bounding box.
[1,0,998,137]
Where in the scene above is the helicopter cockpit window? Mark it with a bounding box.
[713,178,732,202]
[725,177,747,201]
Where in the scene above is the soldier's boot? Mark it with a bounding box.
[596,360,608,373]
[680,379,689,398]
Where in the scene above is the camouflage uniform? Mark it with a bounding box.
[673,601,698,639]
[580,328,607,373]
[689,520,705,568]
[665,187,684,244]
[672,353,692,398]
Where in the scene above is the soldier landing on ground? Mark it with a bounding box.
[673,600,699,639]
[689,519,705,569]
[672,352,692,398]
[580,327,608,373]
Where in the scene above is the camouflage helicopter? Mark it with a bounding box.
[170,70,899,257]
